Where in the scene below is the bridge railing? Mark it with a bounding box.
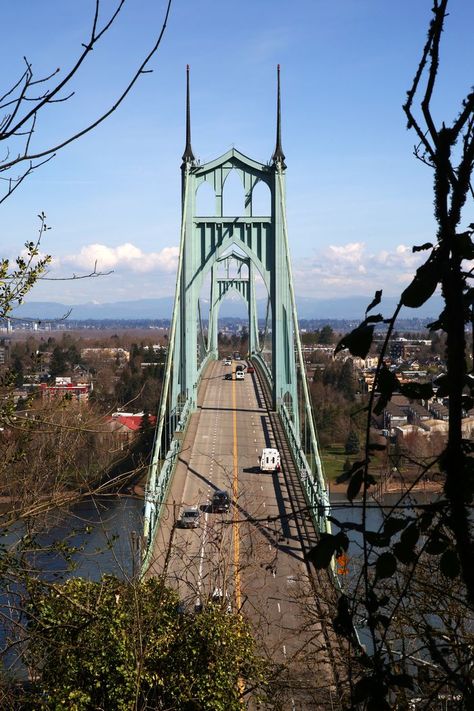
[142,352,215,568]
[251,354,331,536]
[142,395,193,562]
[252,353,272,389]
[279,403,331,535]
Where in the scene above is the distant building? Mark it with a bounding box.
[39,381,91,402]
[105,412,156,446]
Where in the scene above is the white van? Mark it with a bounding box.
[260,448,281,472]
[235,370,244,380]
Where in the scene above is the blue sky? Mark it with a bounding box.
[2,0,473,305]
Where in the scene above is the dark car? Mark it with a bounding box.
[224,373,233,380]
[247,365,254,373]
[211,490,230,513]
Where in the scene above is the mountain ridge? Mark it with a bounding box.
[10,294,444,321]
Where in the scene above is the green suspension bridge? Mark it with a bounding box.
[142,67,347,708]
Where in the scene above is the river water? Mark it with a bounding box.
[1,494,143,674]
[33,494,144,580]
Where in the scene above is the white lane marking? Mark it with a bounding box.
[260,486,263,491]
[263,501,266,508]
[272,569,276,578]
[277,602,281,613]
[282,644,287,657]
[197,510,209,605]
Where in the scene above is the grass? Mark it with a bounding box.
[321,443,358,481]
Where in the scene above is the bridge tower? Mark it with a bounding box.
[173,65,298,423]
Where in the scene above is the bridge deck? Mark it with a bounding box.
[146,359,347,709]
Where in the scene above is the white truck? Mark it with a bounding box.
[235,364,245,380]
[259,448,281,472]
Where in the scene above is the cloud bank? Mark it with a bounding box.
[60,243,179,274]
[294,242,425,296]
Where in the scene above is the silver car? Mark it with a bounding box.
[179,506,201,528]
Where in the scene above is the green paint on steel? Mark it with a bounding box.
[143,68,331,562]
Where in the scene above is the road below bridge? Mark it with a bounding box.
[146,359,348,709]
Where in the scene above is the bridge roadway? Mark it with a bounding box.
[146,359,342,709]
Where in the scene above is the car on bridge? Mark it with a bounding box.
[179,506,201,528]
[224,372,233,380]
[260,448,281,473]
[211,489,230,513]
[247,364,255,373]
[224,358,232,366]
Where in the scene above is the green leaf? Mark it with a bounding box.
[383,516,409,538]
[375,552,397,579]
[377,365,400,399]
[365,313,384,324]
[334,530,350,554]
[434,373,450,397]
[335,324,375,359]
[425,533,449,555]
[440,549,460,579]
[412,242,433,252]
[306,534,337,569]
[373,394,389,416]
[455,231,474,260]
[419,509,435,532]
[400,522,419,549]
[393,540,416,565]
[366,290,382,315]
[335,459,366,485]
[401,258,441,308]
[347,469,364,501]
[365,530,389,547]
[400,382,434,400]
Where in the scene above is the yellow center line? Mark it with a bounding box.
[232,366,241,611]
[232,365,245,701]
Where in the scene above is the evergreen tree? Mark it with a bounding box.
[337,359,356,401]
[344,429,360,455]
[318,325,334,345]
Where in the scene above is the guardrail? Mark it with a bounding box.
[251,355,331,535]
[279,403,331,535]
[142,395,193,567]
[251,353,272,389]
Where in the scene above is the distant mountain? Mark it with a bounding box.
[11,293,444,321]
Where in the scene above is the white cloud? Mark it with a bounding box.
[294,242,425,296]
[60,243,179,274]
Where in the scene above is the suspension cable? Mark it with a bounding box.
[150,164,190,473]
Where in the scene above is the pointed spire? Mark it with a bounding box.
[272,64,286,168]
[182,64,195,165]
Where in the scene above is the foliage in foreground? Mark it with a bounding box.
[24,576,265,711]
[308,2,474,708]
